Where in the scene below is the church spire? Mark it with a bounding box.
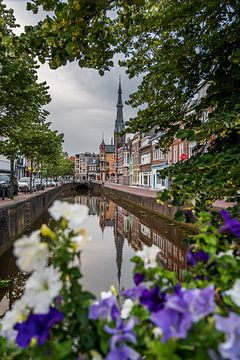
[114,76,125,148]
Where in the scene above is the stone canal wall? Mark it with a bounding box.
[0,183,73,256]
[92,182,195,229]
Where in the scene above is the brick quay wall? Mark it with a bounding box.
[0,183,74,256]
[91,182,196,231]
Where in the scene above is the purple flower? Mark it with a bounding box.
[182,285,215,322]
[105,318,139,360]
[121,285,145,300]
[151,286,215,342]
[14,307,64,348]
[214,312,240,360]
[220,210,240,239]
[139,285,166,312]
[186,245,210,266]
[89,294,119,321]
[151,307,192,342]
[133,273,145,286]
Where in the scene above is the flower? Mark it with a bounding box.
[0,298,29,341]
[121,299,134,319]
[89,291,119,321]
[219,210,240,239]
[150,285,215,342]
[13,230,49,273]
[48,200,89,232]
[105,318,139,360]
[186,245,210,267]
[151,307,192,342]
[24,266,62,314]
[14,307,64,348]
[214,312,240,360]
[133,273,145,286]
[71,232,90,253]
[136,244,160,269]
[225,279,240,307]
[121,286,145,301]
[139,285,166,312]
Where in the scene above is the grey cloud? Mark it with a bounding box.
[4,0,140,155]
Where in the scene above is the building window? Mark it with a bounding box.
[179,143,184,156]
[141,152,151,165]
[173,145,178,163]
[189,142,197,157]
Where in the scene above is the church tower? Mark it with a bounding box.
[114,76,125,148]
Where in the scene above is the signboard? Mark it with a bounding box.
[181,153,187,161]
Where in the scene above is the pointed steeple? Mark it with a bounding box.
[114,76,125,148]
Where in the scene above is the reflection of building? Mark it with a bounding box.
[99,197,116,231]
[75,194,187,282]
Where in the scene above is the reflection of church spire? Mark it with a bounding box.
[114,209,125,290]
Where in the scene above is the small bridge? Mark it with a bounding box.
[74,181,92,192]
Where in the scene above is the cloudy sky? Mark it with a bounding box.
[4,0,140,156]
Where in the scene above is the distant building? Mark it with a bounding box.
[99,140,115,182]
[75,152,98,181]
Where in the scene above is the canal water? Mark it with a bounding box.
[0,192,191,315]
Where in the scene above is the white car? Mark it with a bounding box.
[18,177,35,192]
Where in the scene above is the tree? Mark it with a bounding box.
[16,0,240,210]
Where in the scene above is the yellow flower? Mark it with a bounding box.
[41,224,56,240]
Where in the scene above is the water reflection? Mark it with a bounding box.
[0,193,189,313]
[74,194,188,293]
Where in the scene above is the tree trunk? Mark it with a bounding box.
[30,159,33,193]
[9,158,14,199]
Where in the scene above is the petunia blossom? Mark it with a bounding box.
[24,266,62,314]
[14,307,64,348]
[151,285,215,342]
[219,210,240,239]
[214,312,240,360]
[225,279,240,307]
[13,230,49,273]
[136,244,160,269]
[48,200,89,233]
[121,299,134,319]
[105,318,139,360]
[139,285,166,312]
[0,298,29,342]
[133,273,145,286]
[186,245,210,267]
[121,285,145,301]
[89,291,119,321]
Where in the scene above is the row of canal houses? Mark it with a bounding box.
[114,132,197,190]
[75,79,212,189]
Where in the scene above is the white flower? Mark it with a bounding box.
[153,327,163,338]
[121,299,134,319]
[225,279,240,307]
[48,200,89,232]
[217,250,234,258]
[24,266,62,314]
[13,230,49,272]
[71,233,91,253]
[0,298,29,341]
[100,290,112,300]
[90,351,103,360]
[136,244,160,269]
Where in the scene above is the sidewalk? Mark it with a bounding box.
[0,188,52,208]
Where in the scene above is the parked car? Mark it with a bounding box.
[18,177,35,192]
[46,179,58,187]
[34,178,46,190]
[0,173,18,197]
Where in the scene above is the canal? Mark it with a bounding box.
[0,191,191,315]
